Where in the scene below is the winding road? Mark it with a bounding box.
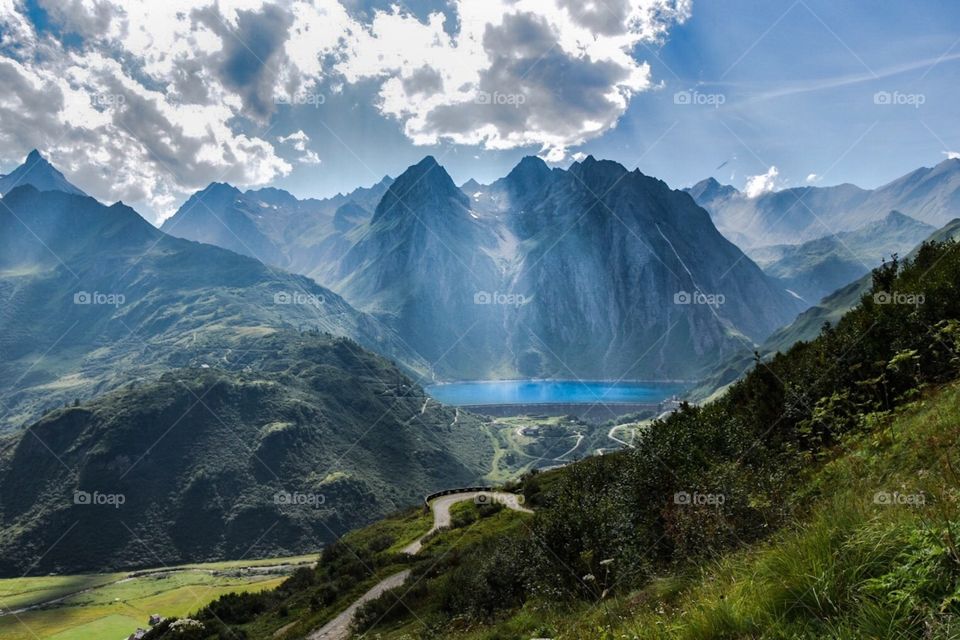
[554,432,584,460]
[402,490,531,555]
[307,570,411,640]
[308,490,531,640]
[608,424,634,448]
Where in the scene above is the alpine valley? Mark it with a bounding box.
[3,149,960,640]
[5,5,960,640]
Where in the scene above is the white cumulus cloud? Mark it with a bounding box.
[944,151,960,160]
[278,129,320,164]
[333,0,690,162]
[744,166,780,198]
[0,0,690,220]
[0,0,294,221]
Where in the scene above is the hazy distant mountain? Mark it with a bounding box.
[0,149,86,197]
[757,211,933,302]
[329,156,803,380]
[764,216,960,354]
[161,175,394,276]
[0,185,423,432]
[0,332,492,575]
[687,158,960,248]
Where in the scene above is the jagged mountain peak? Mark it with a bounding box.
[245,186,298,208]
[0,149,87,197]
[690,176,738,197]
[461,178,483,192]
[199,181,242,196]
[372,174,395,189]
[567,155,629,181]
[180,182,244,211]
[502,155,554,196]
[372,156,469,223]
[931,156,960,175]
[511,155,550,175]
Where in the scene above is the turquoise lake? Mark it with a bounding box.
[425,380,687,406]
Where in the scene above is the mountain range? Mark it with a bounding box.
[688,158,960,249]
[169,155,805,381]
[7,148,957,405]
[160,176,394,281]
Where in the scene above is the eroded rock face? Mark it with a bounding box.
[330,155,803,381]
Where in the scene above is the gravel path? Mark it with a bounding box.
[307,570,411,640]
[307,490,531,639]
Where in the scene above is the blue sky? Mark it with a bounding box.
[0,0,958,222]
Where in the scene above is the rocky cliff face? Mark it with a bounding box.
[334,157,504,376]
[331,156,804,380]
[501,157,802,379]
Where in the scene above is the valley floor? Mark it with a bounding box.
[0,555,316,640]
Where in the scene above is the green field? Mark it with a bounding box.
[0,554,316,640]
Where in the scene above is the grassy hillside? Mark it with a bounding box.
[410,379,960,639]
[142,236,960,639]
[0,331,492,576]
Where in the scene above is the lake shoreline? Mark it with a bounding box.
[425,379,690,410]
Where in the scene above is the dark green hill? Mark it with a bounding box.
[0,185,425,432]
[0,332,490,576]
